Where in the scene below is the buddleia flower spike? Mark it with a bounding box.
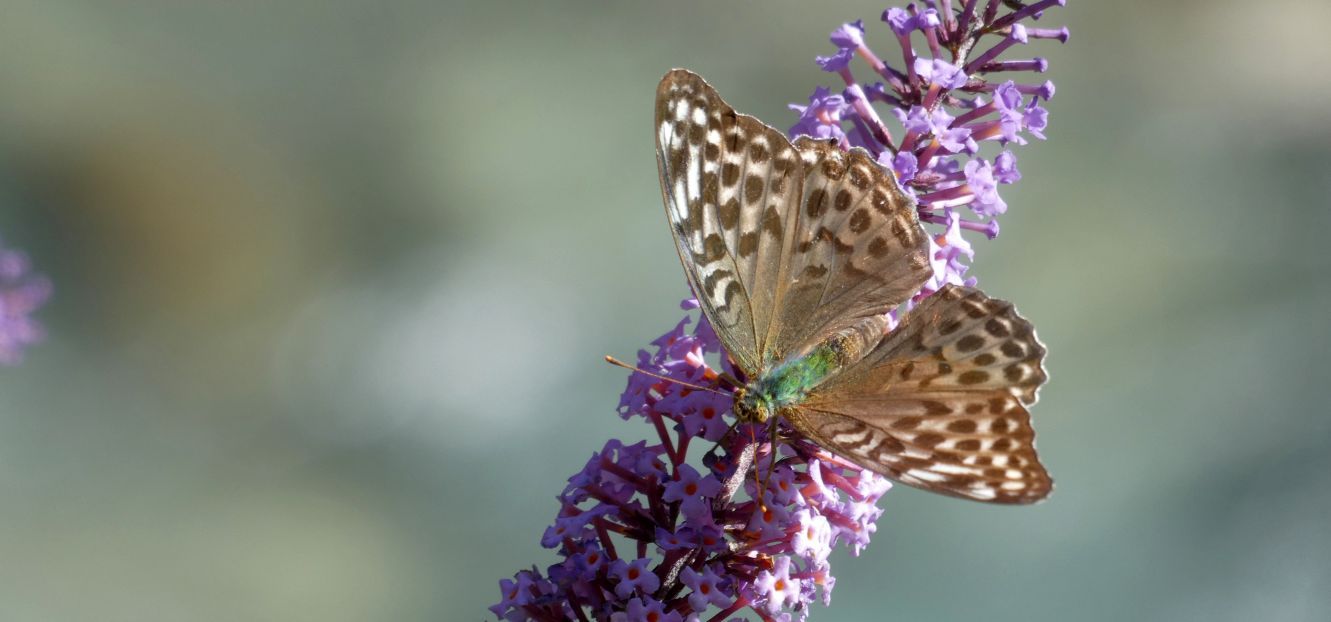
[492,2,1068,620]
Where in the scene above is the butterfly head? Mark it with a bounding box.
[732,387,772,424]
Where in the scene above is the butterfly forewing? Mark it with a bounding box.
[656,70,803,373]
[763,137,932,366]
[655,70,932,372]
[793,285,1052,504]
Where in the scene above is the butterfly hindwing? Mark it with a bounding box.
[792,285,1052,504]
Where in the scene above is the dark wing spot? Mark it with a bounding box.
[806,189,828,218]
[668,144,688,175]
[701,269,734,298]
[986,318,1010,337]
[799,264,828,279]
[899,361,915,380]
[721,162,740,187]
[762,206,783,239]
[1001,341,1026,359]
[749,141,769,162]
[718,281,743,309]
[870,435,906,456]
[744,176,764,204]
[891,417,922,430]
[958,370,990,386]
[955,439,982,451]
[871,189,893,216]
[1004,364,1026,382]
[848,164,871,190]
[890,216,907,241]
[956,335,986,353]
[702,234,727,262]
[867,237,890,258]
[718,199,740,230]
[848,208,871,233]
[821,158,845,180]
[834,189,853,212]
[914,433,944,448]
[973,353,996,366]
[922,401,952,415]
[947,419,978,433]
[738,231,759,258]
[831,233,854,255]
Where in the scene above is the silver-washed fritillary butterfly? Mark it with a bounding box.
[655,69,1052,504]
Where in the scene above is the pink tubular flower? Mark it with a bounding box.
[791,1,1068,302]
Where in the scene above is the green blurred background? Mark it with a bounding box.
[1,1,1328,620]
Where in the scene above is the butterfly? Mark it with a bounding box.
[654,69,1052,504]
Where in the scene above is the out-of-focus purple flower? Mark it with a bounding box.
[791,1,1067,303]
[914,58,969,90]
[829,19,865,49]
[788,87,851,144]
[816,47,855,72]
[964,158,1007,216]
[994,150,1022,184]
[0,240,51,366]
[884,150,918,183]
[882,7,915,35]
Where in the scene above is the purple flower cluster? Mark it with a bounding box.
[491,304,891,621]
[493,3,1068,619]
[791,0,1067,300]
[0,239,51,365]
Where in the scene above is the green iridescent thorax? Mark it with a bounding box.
[732,337,852,424]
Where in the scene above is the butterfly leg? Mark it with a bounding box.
[755,419,783,512]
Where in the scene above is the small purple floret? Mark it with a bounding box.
[0,241,51,365]
[789,1,1067,302]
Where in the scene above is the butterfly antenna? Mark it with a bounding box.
[752,420,784,514]
[604,356,730,396]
